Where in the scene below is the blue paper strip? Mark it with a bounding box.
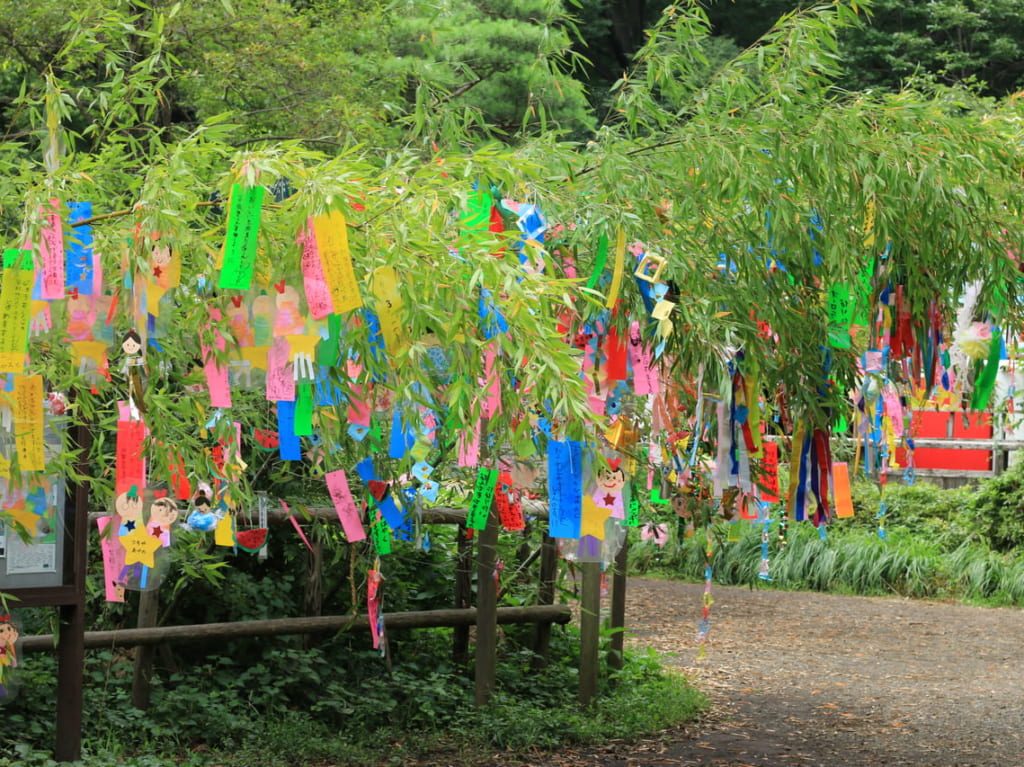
[547,439,582,538]
[277,400,302,460]
[67,202,94,296]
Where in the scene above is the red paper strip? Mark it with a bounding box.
[604,322,628,382]
[494,471,525,531]
[759,440,780,503]
[115,419,147,495]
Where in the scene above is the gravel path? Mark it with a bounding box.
[585,578,1024,766]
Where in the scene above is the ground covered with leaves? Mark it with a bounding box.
[511,577,1024,767]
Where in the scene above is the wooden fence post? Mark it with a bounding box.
[606,538,629,671]
[474,506,499,706]
[578,560,601,707]
[531,533,558,668]
[453,523,472,667]
[130,589,160,709]
[55,414,91,762]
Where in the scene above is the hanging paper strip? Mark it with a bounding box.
[218,184,264,290]
[759,441,780,503]
[467,467,499,530]
[0,249,34,373]
[604,226,626,309]
[276,400,302,460]
[970,329,1003,410]
[626,486,639,526]
[388,408,414,460]
[294,384,314,436]
[203,308,232,409]
[495,471,525,531]
[832,462,855,519]
[586,234,608,291]
[12,374,44,471]
[604,319,628,382]
[367,567,385,646]
[370,265,405,357]
[479,288,508,340]
[370,515,392,556]
[66,202,94,296]
[97,516,127,603]
[38,199,65,300]
[547,439,583,538]
[827,283,853,349]
[628,321,659,395]
[115,419,147,496]
[459,186,493,247]
[325,470,366,542]
[356,457,405,529]
[312,210,363,314]
[299,218,334,320]
[282,500,315,553]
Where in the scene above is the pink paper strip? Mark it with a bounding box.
[458,421,481,467]
[281,500,315,553]
[299,218,334,320]
[39,199,66,300]
[628,321,659,395]
[325,470,367,542]
[203,308,232,408]
[265,336,296,402]
[97,515,127,603]
[480,342,501,419]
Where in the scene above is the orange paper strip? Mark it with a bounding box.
[832,461,855,519]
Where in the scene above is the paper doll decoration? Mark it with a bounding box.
[110,487,174,591]
[121,330,146,414]
[0,613,20,703]
[185,485,219,532]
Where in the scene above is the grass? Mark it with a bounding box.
[631,518,1024,607]
[0,627,707,767]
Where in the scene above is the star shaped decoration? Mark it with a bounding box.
[123,519,136,532]
[149,525,164,538]
[153,265,163,278]
[580,495,612,540]
[121,525,164,568]
[603,493,617,507]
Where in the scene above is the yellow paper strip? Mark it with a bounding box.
[0,250,35,374]
[313,210,363,314]
[13,374,45,471]
[605,226,626,309]
[370,265,405,357]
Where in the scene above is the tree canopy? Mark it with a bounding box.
[0,0,1021,524]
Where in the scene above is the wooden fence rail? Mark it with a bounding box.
[20,604,572,653]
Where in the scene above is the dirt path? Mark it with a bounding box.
[568,578,1024,767]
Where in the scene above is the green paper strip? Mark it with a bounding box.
[317,314,343,368]
[970,329,1002,410]
[586,234,609,291]
[827,283,852,349]
[626,487,639,527]
[459,187,493,247]
[467,467,499,530]
[371,517,392,556]
[218,184,264,290]
[294,384,314,436]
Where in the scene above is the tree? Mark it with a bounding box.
[703,0,1024,96]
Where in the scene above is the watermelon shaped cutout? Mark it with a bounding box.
[253,429,280,451]
[234,527,269,553]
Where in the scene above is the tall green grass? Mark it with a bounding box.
[631,520,1024,606]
